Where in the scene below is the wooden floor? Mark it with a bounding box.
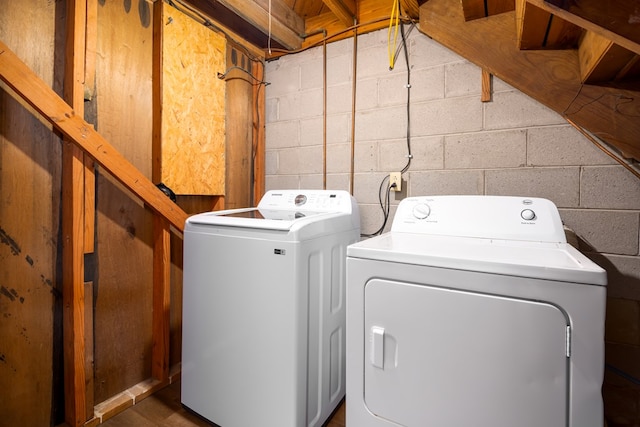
[100,380,346,427]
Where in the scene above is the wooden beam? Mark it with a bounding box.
[322,0,357,27]
[151,216,171,382]
[530,0,640,55]
[0,40,189,231]
[252,59,266,205]
[214,0,304,49]
[63,0,89,425]
[481,69,492,102]
[400,0,421,19]
[419,0,640,160]
[579,30,639,83]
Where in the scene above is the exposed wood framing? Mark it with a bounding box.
[152,215,171,382]
[579,31,639,83]
[215,0,304,49]
[322,0,357,27]
[252,58,266,205]
[481,69,492,102]
[0,41,189,231]
[420,0,640,160]
[63,0,89,424]
[530,0,640,56]
[399,0,422,19]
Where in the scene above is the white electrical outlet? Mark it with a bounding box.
[390,172,401,192]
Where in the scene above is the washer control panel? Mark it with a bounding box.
[258,189,356,213]
[392,195,566,243]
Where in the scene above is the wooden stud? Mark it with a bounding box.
[481,69,492,102]
[63,0,89,424]
[152,215,171,382]
[252,59,266,205]
[0,40,189,231]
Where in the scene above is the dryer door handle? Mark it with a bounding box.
[371,326,385,369]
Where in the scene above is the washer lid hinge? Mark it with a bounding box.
[566,325,571,358]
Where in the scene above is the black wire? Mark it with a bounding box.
[400,23,412,174]
[363,23,413,237]
[361,176,393,238]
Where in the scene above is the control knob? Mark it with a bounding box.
[521,209,536,221]
[413,203,431,220]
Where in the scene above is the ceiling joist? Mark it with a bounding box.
[215,0,305,50]
[322,0,357,27]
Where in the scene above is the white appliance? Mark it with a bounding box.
[346,195,606,427]
[181,189,360,427]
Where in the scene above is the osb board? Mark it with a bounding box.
[161,4,226,195]
[0,1,61,425]
[94,0,155,403]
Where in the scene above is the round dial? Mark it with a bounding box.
[294,194,307,206]
[521,209,536,221]
[413,203,431,220]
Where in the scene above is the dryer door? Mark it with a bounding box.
[364,279,569,427]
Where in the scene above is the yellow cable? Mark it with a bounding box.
[387,0,400,69]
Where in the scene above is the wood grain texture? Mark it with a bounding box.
[161,4,226,195]
[420,0,640,160]
[0,1,60,425]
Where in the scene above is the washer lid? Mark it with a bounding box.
[186,207,332,231]
[347,233,607,286]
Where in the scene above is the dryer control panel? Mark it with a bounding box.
[392,195,566,243]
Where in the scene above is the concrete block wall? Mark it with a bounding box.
[265,26,640,425]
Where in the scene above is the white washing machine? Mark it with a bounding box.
[346,195,606,427]
[181,189,360,427]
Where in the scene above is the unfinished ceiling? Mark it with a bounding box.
[180,0,640,161]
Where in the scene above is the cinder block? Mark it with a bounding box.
[300,117,322,147]
[485,167,580,207]
[606,298,640,346]
[559,209,639,256]
[355,78,380,110]
[377,138,409,172]
[350,141,378,173]
[324,173,351,192]
[277,89,323,121]
[528,126,616,166]
[265,150,278,175]
[590,253,640,300]
[394,135,444,171]
[297,145,324,175]
[265,97,279,123]
[327,83,353,114]
[300,59,323,91]
[326,53,352,86]
[265,60,300,97]
[326,142,355,173]
[444,129,526,169]
[276,148,300,174]
[409,36,461,69]
[581,166,640,209]
[606,341,640,388]
[353,172,391,204]
[326,113,352,144]
[411,66,445,103]
[265,120,300,149]
[411,96,483,136]
[299,174,323,189]
[409,170,484,196]
[265,174,299,191]
[378,73,411,107]
[357,44,400,80]
[484,91,565,130]
[355,105,410,141]
[445,61,482,98]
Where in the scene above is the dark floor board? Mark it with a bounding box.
[101,381,346,426]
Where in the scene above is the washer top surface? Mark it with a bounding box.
[186,189,359,234]
[348,195,606,286]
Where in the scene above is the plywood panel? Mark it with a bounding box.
[0,1,60,425]
[94,0,155,403]
[161,4,226,195]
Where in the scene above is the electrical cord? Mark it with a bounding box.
[363,22,413,237]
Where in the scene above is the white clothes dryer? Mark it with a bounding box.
[181,190,359,427]
[346,195,606,427]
